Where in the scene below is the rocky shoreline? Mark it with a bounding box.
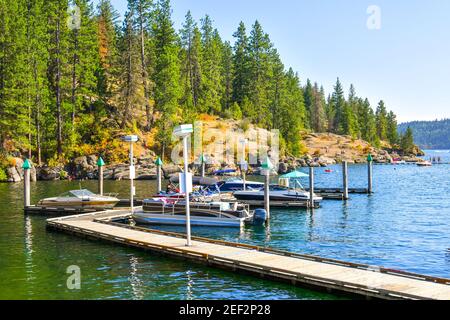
[3,148,424,183]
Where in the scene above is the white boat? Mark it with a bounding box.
[133,198,267,228]
[38,189,119,210]
[417,161,432,167]
[233,185,323,204]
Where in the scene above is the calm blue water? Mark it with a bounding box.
[0,150,448,299]
[150,150,450,278]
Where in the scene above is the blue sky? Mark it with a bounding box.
[101,0,450,122]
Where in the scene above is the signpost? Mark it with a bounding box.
[122,135,138,214]
[174,124,194,247]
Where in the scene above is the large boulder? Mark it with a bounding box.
[37,166,61,181]
[278,162,289,174]
[7,167,21,182]
[162,164,181,178]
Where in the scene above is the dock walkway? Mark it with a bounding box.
[46,210,450,300]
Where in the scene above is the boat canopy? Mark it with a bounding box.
[280,171,309,179]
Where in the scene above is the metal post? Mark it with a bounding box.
[264,171,270,220]
[130,142,134,214]
[342,161,349,200]
[23,162,31,208]
[309,166,315,209]
[183,136,192,247]
[201,162,205,178]
[240,139,248,190]
[98,165,104,195]
[157,164,162,194]
[368,160,373,194]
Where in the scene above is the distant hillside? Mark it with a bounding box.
[398,119,450,149]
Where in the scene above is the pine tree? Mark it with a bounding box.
[232,22,249,106]
[46,0,70,157]
[180,11,201,115]
[68,0,101,149]
[97,0,120,104]
[129,0,154,130]
[310,83,326,133]
[247,20,272,128]
[376,100,388,141]
[118,8,141,128]
[303,79,314,130]
[331,78,345,134]
[153,0,180,158]
[199,16,223,114]
[221,41,233,112]
[278,69,305,156]
[386,110,398,145]
[400,127,415,154]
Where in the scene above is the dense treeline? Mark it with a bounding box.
[0,0,402,165]
[399,119,450,150]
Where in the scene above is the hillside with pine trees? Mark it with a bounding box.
[0,0,409,177]
[399,119,450,150]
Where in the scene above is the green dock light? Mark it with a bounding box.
[155,157,163,166]
[367,154,373,162]
[200,154,206,164]
[261,157,274,171]
[97,157,105,167]
[22,159,32,170]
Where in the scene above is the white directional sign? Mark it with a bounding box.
[179,172,193,194]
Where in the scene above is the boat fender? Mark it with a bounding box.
[253,209,267,226]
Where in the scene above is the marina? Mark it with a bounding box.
[2,155,450,300]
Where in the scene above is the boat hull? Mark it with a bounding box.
[38,199,119,210]
[133,212,244,228]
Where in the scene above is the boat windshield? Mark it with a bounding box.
[59,189,95,198]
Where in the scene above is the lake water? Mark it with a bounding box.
[0,151,449,300]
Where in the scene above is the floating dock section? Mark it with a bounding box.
[46,210,450,300]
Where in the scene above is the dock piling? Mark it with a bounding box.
[262,157,273,220]
[200,154,206,178]
[264,172,270,219]
[156,157,163,194]
[309,166,315,209]
[342,161,349,200]
[367,154,373,194]
[97,157,105,195]
[23,159,31,208]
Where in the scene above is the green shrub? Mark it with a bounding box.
[238,119,251,132]
[0,168,8,182]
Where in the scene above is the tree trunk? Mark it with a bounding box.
[71,29,78,127]
[56,16,63,156]
[138,5,151,131]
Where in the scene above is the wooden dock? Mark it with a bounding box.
[24,205,105,216]
[46,210,450,300]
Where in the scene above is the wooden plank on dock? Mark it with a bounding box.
[46,210,450,300]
